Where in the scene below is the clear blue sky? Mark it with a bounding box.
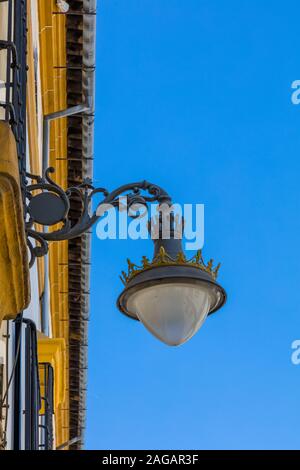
[86,0,300,449]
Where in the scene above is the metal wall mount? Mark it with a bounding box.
[25,167,172,267]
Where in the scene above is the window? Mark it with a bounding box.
[13,318,41,450]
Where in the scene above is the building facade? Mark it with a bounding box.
[0,0,95,450]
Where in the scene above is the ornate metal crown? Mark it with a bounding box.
[120,246,221,285]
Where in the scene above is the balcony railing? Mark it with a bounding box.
[38,363,54,450]
[10,319,55,451]
[0,0,27,190]
[12,317,41,450]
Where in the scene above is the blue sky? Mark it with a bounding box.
[86,0,300,449]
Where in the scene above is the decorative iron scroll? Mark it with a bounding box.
[25,167,171,267]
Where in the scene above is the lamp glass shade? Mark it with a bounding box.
[126,282,213,346]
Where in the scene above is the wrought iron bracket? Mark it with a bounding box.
[25,167,172,267]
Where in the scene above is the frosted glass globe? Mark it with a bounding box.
[126,282,213,346]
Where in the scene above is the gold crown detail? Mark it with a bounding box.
[120,247,221,285]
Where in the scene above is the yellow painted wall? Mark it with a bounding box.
[35,0,70,449]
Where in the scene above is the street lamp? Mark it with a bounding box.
[118,214,226,346]
[25,167,227,346]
